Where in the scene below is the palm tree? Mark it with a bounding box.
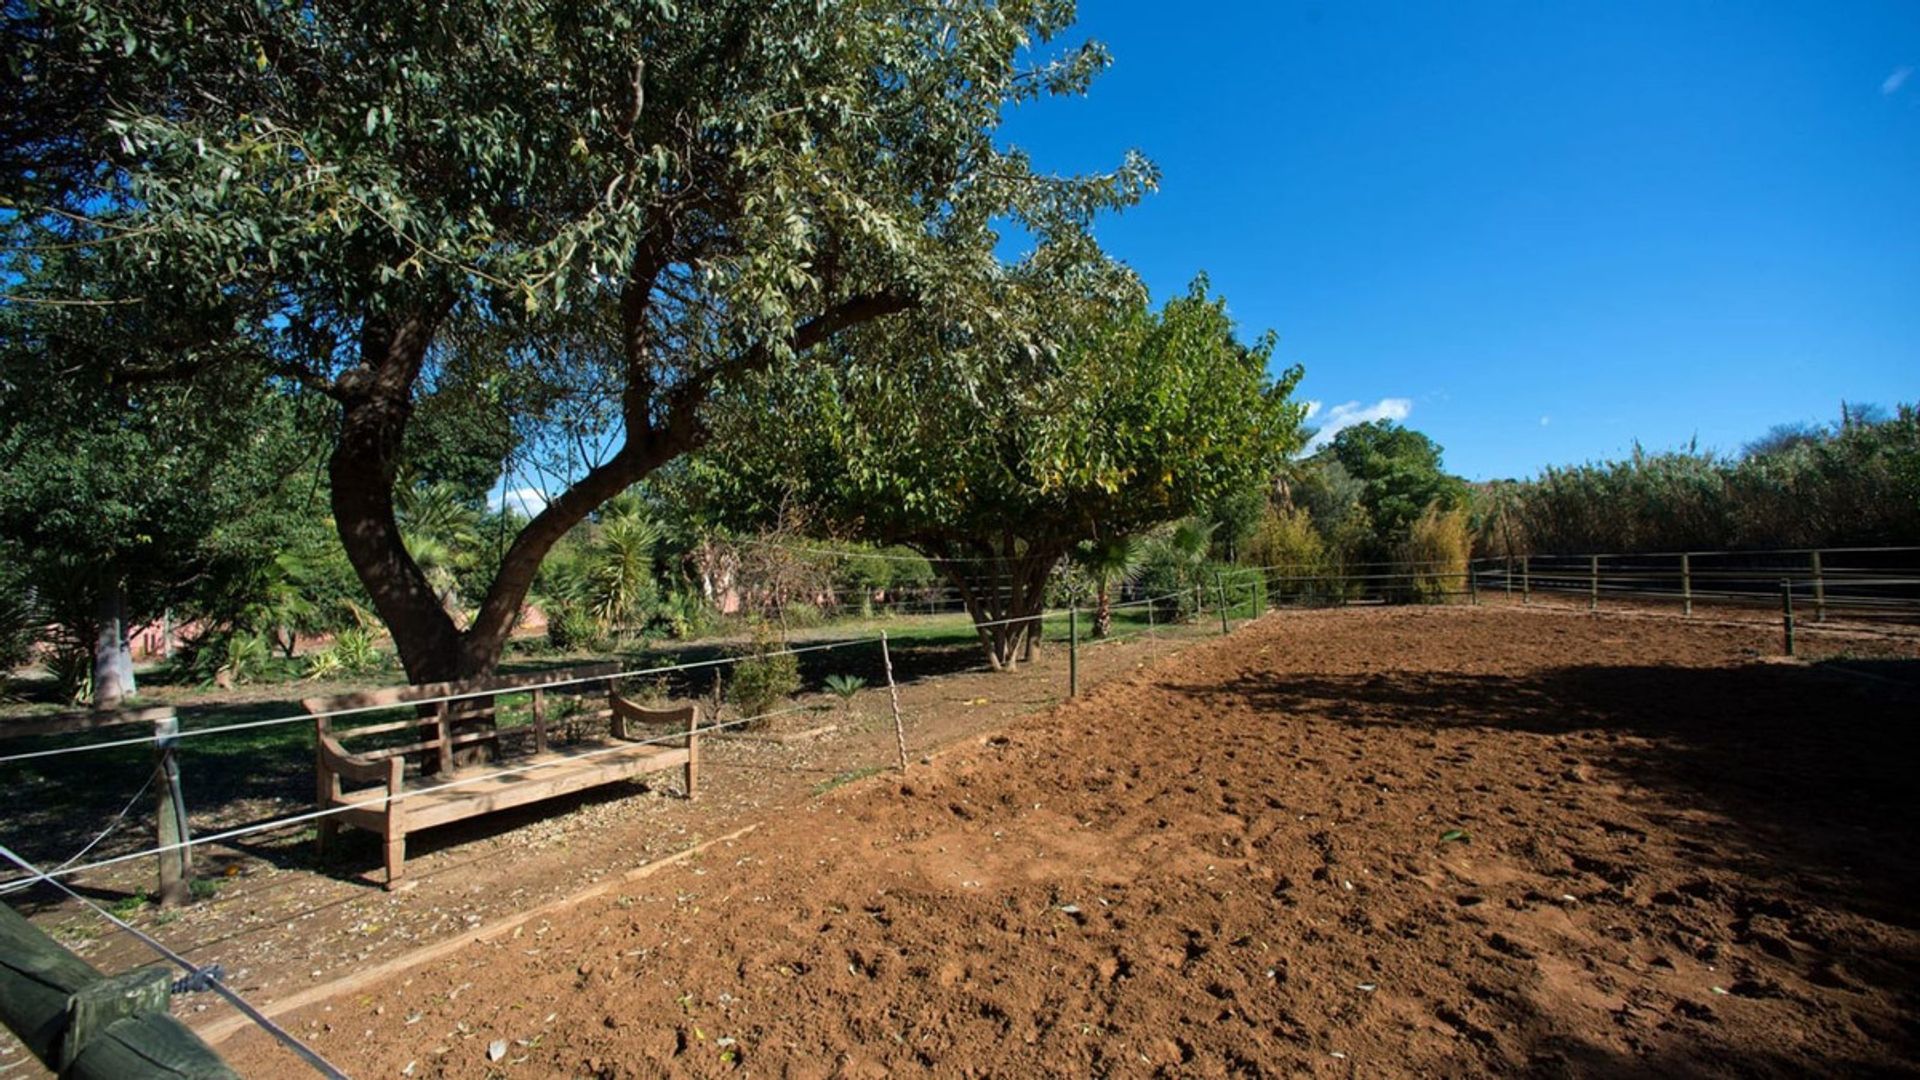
[1074,535,1146,638]
[397,482,484,622]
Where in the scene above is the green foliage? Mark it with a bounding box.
[306,628,385,680]
[7,0,1154,682]
[1138,521,1215,621]
[651,591,715,642]
[1499,406,1920,554]
[699,277,1306,666]
[545,603,604,654]
[1395,506,1472,602]
[44,643,92,706]
[1245,505,1343,604]
[1321,421,1468,554]
[824,674,868,700]
[728,626,801,726]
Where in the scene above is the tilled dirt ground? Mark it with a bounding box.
[209,605,1918,1076]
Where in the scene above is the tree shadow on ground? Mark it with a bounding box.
[1170,660,1920,931]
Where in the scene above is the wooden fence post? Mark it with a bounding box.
[1780,579,1796,657]
[1811,550,1826,623]
[1505,557,1513,601]
[0,904,239,1078]
[1215,572,1230,635]
[1681,552,1692,616]
[1589,555,1600,612]
[1522,556,1531,605]
[1067,604,1080,699]
[153,713,190,908]
[1468,565,1479,606]
[879,632,907,771]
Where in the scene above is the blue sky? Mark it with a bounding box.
[998,1,1919,480]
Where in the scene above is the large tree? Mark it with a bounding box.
[6,0,1151,694]
[699,276,1306,669]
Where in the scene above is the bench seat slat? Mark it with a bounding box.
[402,743,689,831]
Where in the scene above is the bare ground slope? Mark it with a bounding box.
[224,606,1920,1077]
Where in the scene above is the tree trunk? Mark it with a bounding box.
[1094,580,1113,639]
[933,545,1064,672]
[91,584,135,708]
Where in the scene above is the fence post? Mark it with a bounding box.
[1811,550,1826,623]
[1681,552,1692,616]
[1780,579,1796,657]
[1468,565,1479,606]
[1505,557,1513,601]
[1521,556,1530,605]
[1215,572,1230,635]
[879,632,907,771]
[0,904,240,1079]
[1589,554,1599,612]
[153,712,190,907]
[1067,604,1079,699]
[1146,595,1156,639]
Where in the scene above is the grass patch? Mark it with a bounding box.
[811,766,885,797]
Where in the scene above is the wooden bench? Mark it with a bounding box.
[306,664,699,889]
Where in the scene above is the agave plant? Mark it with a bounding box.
[823,673,868,725]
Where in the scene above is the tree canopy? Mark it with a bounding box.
[695,276,1306,668]
[5,0,1154,686]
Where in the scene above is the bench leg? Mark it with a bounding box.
[685,748,699,800]
[316,818,338,857]
[382,824,406,890]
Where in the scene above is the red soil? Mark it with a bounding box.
[224,605,1920,1077]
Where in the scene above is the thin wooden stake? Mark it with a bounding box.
[1681,552,1692,616]
[1522,555,1531,605]
[1215,571,1230,635]
[1589,554,1599,613]
[1068,604,1079,698]
[880,632,908,771]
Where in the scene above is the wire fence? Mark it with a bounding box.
[1,543,1914,1074]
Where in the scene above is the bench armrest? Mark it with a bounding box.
[317,733,405,793]
[609,697,699,746]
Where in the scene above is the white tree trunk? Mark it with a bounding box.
[92,586,136,707]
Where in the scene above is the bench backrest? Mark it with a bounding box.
[304,663,620,775]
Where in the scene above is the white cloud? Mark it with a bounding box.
[1884,66,1913,95]
[1301,397,1413,453]
[1303,400,1323,420]
[1539,415,1552,427]
[490,487,550,516]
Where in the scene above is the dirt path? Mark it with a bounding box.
[0,619,1222,1078]
[212,605,1920,1077]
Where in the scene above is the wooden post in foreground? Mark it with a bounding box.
[0,904,238,1078]
[1468,565,1479,605]
[153,713,191,907]
[879,632,907,771]
[1589,554,1600,612]
[1215,572,1230,635]
[1522,556,1531,605]
[1681,553,1693,616]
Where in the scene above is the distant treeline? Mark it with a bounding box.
[1473,405,1920,556]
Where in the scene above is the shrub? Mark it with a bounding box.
[728,624,801,727]
[1396,505,1472,602]
[45,642,92,705]
[546,602,603,653]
